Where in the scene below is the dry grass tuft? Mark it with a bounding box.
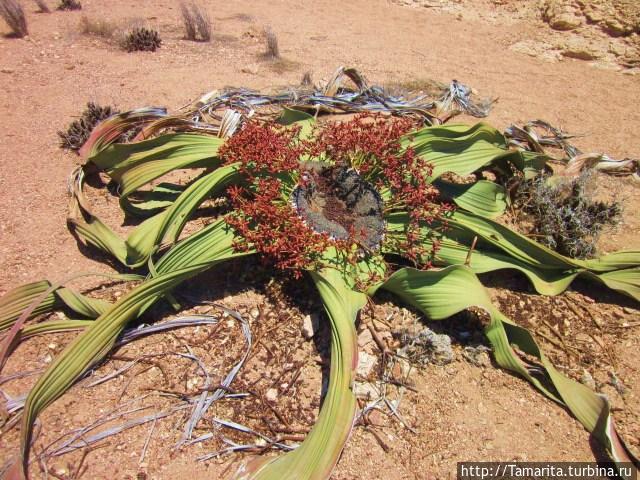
[384,78,447,98]
[57,0,81,10]
[229,12,253,22]
[0,0,28,37]
[180,2,211,42]
[301,71,313,87]
[268,58,299,74]
[263,26,280,59]
[80,14,117,39]
[33,0,49,13]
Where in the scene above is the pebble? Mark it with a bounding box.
[367,409,385,427]
[265,388,278,402]
[580,369,596,390]
[357,328,374,349]
[353,381,378,399]
[357,351,378,377]
[301,313,319,339]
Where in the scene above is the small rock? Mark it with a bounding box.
[250,307,260,319]
[605,19,631,37]
[609,372,626,395]
[562,38,603,61]
[599,385,623,410]
[549,13,581,31]
[186,377,200,389]
[463,345,491,368]
[398,327,454,365]
[1,68,14,74]
[622,307,637,315]
[265,388,278,402]
[580,369,596,390]
[357,328,374,349]
[583,7,604,24]
[195,305,212,314]
[391,357,412,379]
[608,42,627,58]
[241,64,260,75]
[353,381,378,399]
[357,351,378,377]
[542,0,581,31]
[367,409,385,427]
[301,313,320,339]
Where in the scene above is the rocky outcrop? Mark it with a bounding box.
[542,0,582,31]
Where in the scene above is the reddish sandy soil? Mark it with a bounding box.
[0,1,639,479]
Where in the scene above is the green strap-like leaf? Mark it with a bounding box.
[385,212,640,300]
[17,320,93,341]
[69,163,242,268]
[0,277,138,333]
[10,220,247,478]
[79,107,168,160]
[381,265,638,474]
[277,107,316,140]
[89,133,221,175]
[404,122,543,180]
[0,281,59,332]
[233,266,366,480]
[434,179,508,218]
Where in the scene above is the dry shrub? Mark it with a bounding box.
[229,12,253,22]
[0,0,28,37]
[33,0,49,13]
[180,2,211,42]
[58,102,118,151]
[121,25,161,52]
[57,0,80,10]
[180,2,196,40]
[384,78,447,98]
[301,71,313,86]
[263,26,280,59]
[513,171,621,259]
[192,3,210,41]
[268,58,299,74]
[80,14,117,39]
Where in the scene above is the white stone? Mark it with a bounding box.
[265,388,278,402]
[301,313,320,339]
[356,351,378,377]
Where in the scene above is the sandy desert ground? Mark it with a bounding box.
[0,1,639,479]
